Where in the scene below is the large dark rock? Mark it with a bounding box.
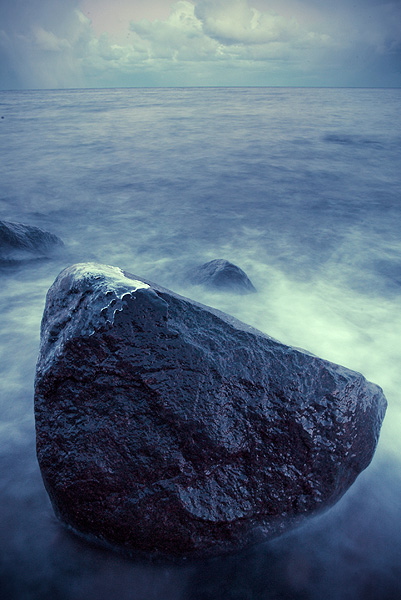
[34,263,387,559]
[187,259,257,293]
[0,219,63,263]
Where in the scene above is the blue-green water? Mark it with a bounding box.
[0,87,400,599]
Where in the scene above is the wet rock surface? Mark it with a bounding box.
[34,263,387,559]
[0,219,63,263]
[187,259,257,293]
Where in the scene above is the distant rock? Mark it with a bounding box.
[35,263,386,559]
[0,219,63,263]
[187,259,257,293]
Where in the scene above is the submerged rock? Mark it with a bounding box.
[35,263,386,559]
[187,259,257,293]
[0,219,63,263]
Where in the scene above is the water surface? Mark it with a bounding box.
[0,87,400,599]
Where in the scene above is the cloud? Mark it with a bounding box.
[32,27,72,52]
[0,1,90,88]
[0,0,400,89]
[129,1,219,62]
[125,0,332,74]
[194,0,301,45]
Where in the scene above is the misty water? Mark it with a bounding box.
[0,87,401,599]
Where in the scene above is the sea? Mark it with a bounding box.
[0,87,400,599]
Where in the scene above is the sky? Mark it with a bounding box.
[0,0,400,89]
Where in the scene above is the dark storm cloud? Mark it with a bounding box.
[0,0,87,89]
[0,0,82,36]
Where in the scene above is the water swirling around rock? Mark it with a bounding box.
[35,263,386,559]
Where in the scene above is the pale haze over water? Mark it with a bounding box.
[0,87,400,599]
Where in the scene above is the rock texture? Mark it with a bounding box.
[0,219,63,263]
[187,259,257,293]
[35,263,387,559]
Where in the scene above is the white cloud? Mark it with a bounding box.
[0,0,400,89]
[194,0,300,45]
[124,0,332,69]
[129,1,219,62]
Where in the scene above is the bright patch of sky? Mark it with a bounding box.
[0,0,400,89]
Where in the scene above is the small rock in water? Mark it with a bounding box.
[35,263,387,559]
[187,259,257,293]
[0,219,63,263]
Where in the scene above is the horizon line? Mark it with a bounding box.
[1,85,401,93]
